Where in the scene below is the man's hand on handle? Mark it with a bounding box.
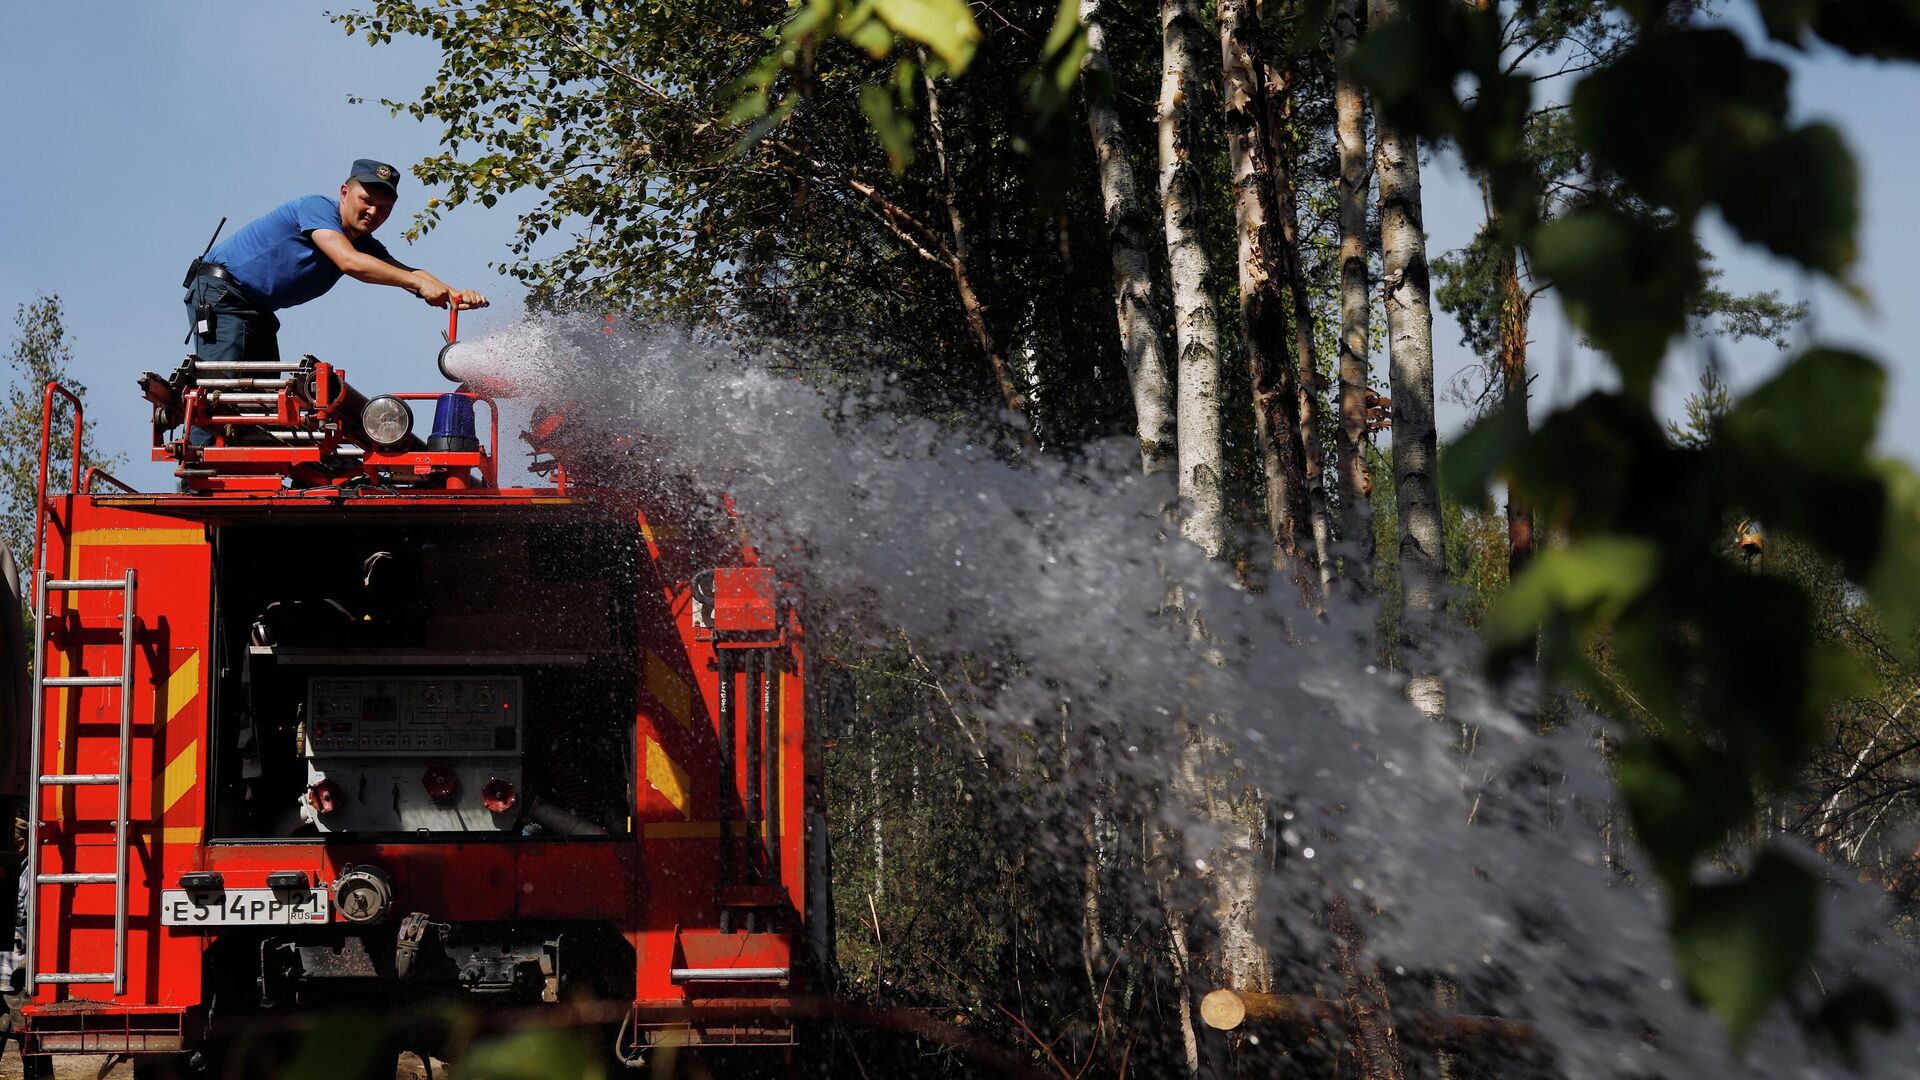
[411,270,490,310]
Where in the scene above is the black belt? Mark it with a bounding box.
[183,259,233,287]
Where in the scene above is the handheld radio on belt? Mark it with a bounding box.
[182,217,228,345]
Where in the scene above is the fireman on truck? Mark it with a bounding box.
[183,158,488,373]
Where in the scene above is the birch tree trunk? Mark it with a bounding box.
[1266,62,1336,597]
[1082,0,1176,477]
[1160,0,1227,558]
[1219,0,1318,592]
[1372,0,1444,719]
[1333,0,1375,595]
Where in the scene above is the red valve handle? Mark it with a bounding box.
[422,763,459,801]
[447,302,459,344]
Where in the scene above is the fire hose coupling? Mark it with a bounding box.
[332,864,395,924]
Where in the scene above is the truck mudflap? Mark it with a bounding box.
[22,1003,189,1054]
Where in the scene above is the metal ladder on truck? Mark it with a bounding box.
[23,565,137,996]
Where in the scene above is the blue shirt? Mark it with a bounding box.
[206,195,396,311]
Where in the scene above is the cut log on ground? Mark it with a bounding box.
[1199,989,1535,1051]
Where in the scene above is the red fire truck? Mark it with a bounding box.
[9,329,829,1075]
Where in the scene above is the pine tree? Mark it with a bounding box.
[1,295,118,569]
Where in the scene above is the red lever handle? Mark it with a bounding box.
[447,302,459,344]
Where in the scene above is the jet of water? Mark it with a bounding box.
[446,317,1918,1077]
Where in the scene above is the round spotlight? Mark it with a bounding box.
[361,395,414,449]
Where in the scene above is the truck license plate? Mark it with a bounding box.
[161,888,330,926]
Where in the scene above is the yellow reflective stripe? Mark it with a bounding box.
[162,651,200,728]
[70,528,202,546]
[645,738,692,820]
[162,739,198,815]
[47,532,200,817]
[645,651,692,728]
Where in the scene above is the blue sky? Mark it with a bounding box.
[1,3,1914,490]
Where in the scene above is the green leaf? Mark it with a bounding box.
[1691,573,1823,785]
[1712,123,1858,277]
[850,17,895,57]
[1758,0,1920,60]
[873,0,980,74]
[895,58,918,107]
[1440,397,1528,507]
[279,1012,389,1080]
[1485,536,1658,652]
[1755,0,1825,44]
[1868,457,1920,642]
[1503,392,1703,542]
[837,0,880,32]
[1616,738,1754,885]
[1811,978,1898,1069]
[1573,30,1788,210]
[861,83,915,172]
[1723,349,1882,472]
[1042,0,1081,58]
[1531,209,1700,402]
[1048,23,1089,95]
[452,1028,604,1080]
[781,0,837,40]
[1671,847,1820,1050]
[726,89,772,124]
[1026,0,1088,123]
[723,95,797,160]
[1606,614,1687,730]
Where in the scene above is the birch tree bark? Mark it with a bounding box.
[1219,0,1318,591]
[1372,0,1444,719]
[1333,0,1375,595]
[1160,0,1227,557]
[1082,0,1176,477]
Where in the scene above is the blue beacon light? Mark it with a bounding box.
[429,394,480,452]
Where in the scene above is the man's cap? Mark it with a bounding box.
[349,158,401,193]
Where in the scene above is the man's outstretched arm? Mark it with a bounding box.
[311,229,488,309]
